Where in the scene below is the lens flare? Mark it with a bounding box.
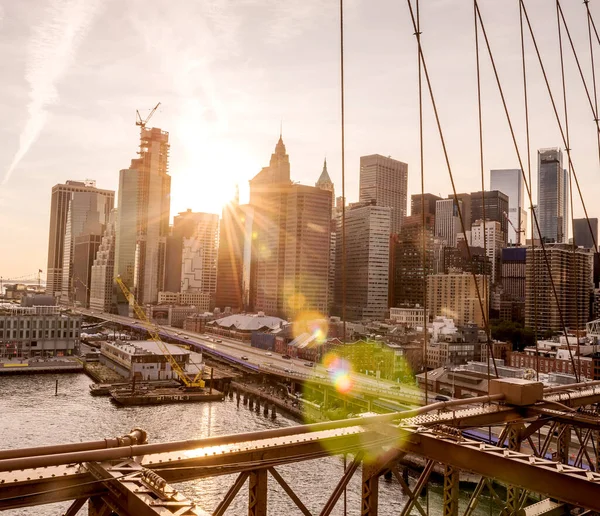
[323,352,354,394]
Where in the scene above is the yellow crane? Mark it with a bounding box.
[115,276,205,389]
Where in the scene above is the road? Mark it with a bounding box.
[76,308,425,404]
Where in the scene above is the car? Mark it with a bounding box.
[265,352,272,356]
[284,368,291,373]
[303,362,313,367]
[390,385,402,390]
[241,356,249,361]
[435,394,451,402]
[282,354,291,360]
[215,339,222,343]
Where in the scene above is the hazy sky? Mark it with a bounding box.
[1,0,600,278]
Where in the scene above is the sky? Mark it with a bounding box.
[1,0,600,279]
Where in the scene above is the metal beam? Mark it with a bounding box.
[248,469,267,516]
[400,460,434,516]
[361,461,380,516]
[442,464,459,516]
[213,471,249,516]
[398,428,600,512]
[62,496,88,516]
[268,467,312,516]
[319,452,363,516]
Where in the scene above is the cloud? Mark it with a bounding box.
[1,0,102,186]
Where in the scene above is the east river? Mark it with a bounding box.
[0,374,500,515]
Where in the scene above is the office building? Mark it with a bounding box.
[250,137,331,320]
[435,199,462,247]
[449,193,472,231]
[0,305,81,358]
[315,158,335,215]
[427,273,489,327]
[46,180,114,298]
[283,184,332,319]
[573,218,598,250]
[250,136,291,317]
[501,247,526,301]
[215,202,255,312]
[525,244,593,331]
[89,210,117,313]
[537,148,568,243]
[115,127,171,306]
[490,169,527,245]
[334,202,391,321]
[471,219,504,283]
[72,234,103,307]
[390,214,435,307]
[411,193,441,217]
[470,190,509,245]
[359,154,408,234]
[179,211,219,298]
[443,243,491,277]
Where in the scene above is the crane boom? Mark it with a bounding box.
[115,276,204,388]
[135,102,161,129]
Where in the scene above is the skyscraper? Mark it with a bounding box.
[315,158,335,215]
[471,219,503,284]
[573,218,598,251]
[537,148,567,243]
[46,180,114,299]
[250,136,291,317]
[283,185,331,319]
[525,244,593,331]
[89,210,118,313]
[215,203,255,313]
[448,193,472,231]
[180,211,219,297]
[490,169,527,245]
[435,199,462,247]
[411,193,441,217]
[359,154,408,234]
[315,160,336,313]
[114,127,171,306]
[427,273,488,327]
[470,190,509,245]
[334,202,391,320]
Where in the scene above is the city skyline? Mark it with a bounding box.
[2,0,600,277]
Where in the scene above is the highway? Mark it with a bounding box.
[77,308,425,404]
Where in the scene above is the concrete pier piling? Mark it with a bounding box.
[271,405,276,419]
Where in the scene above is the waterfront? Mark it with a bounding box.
[0,374,499,515]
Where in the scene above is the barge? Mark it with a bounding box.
[110,387,224,406]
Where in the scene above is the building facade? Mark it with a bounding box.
[46,180,114,298]
[0,306,81,358]
[427,273,488,327]
[435,199,462,247]
[470,190,509,246]
[573,218,598,250]
[114,127,171,307]
[490,169,527,245]
[215,202,255,312]
[471,219,504,284]
[334,203,391,321]
[411,193,441,217]
[537,148,568,243]
[525,244,593,331]
[359,154,408,234]
[89,210,117,313]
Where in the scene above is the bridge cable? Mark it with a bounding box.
[556,0,582,379]
[518,0,539,381]
[520,0,598,253]
[406,0,499,377]
[473,0,494,390]
[474,0,579,381]
[584,1,600,168]
[339,0,347,346]
[415,0,429,405]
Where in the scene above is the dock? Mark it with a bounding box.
[0,358,83,375]
[110,387,224,406]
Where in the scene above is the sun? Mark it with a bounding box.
[169,126,255,217]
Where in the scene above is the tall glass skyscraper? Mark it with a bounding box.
[537,148,568,243]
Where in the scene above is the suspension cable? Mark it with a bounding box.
[584,0,600,169]
[519,1,539,380]
[340,0,347,345]
[406,0,499,377]
[556,0,582,378]
[522,0,597,252]
[475,0,579,381]
[416,0,429,404]
[473,0,494,388]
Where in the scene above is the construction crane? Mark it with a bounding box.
[135,102,161,130]
[503,210,525,242]
[115,276,205,389]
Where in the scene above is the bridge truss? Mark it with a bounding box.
[1,380,600,515]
